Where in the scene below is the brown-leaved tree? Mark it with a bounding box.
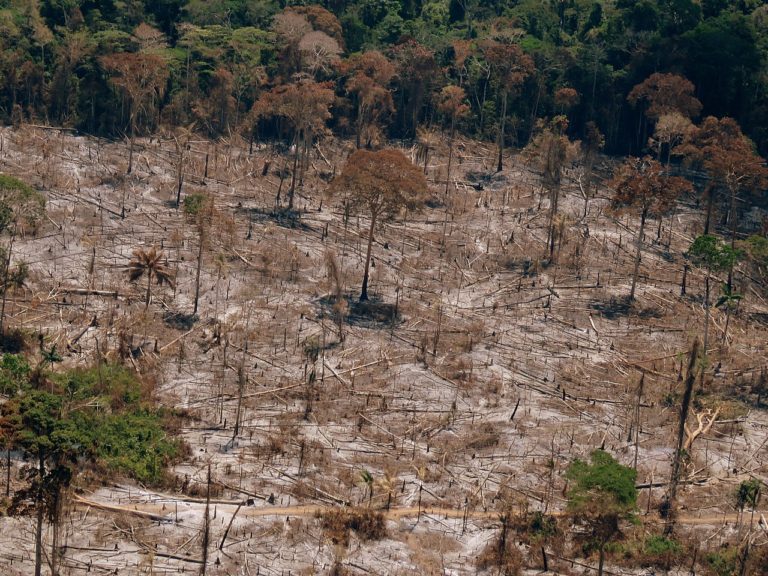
[609,157,692,302]
[329,149,428,301]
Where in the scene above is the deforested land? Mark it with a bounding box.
[0,2,767,575]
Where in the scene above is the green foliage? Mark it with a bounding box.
[0,0,766,162]
[705,546,740,576]
[183,192,208,216]
[1,358,181,484]
[566,449,638,513]
[687,235,743,273]
[715,283,742,309]
[0,175,45,233]
[744,235,768,267]
[0,353,31,395]
[644,535,681,556]
[736,478,761,510]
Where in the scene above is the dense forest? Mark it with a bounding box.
[2,0,768,160]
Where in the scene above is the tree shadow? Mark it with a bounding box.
[317,293,401,328]
[238,206,315,232]
[590,296,663,319]
[163,311,199,330]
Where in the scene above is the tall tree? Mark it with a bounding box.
[609,157,692,302]
[329,149,429,301]
[566,450,637,576]
[678,116,768,239]
[686,234,743,354]
[101,50,169,174]
[251,79,334,209]
[579,121,604,219]
[342,51,395,149]
[527,116,576,262]
[663,338,699,536]
[437,85,470,195]
[628,72,703,121]
[482,40,534,172]
[390,40,439,139]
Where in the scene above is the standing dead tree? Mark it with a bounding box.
[664,337,699,536]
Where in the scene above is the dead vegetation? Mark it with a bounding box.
[0,125,765,574]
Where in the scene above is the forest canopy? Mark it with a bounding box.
[0,0,767,163]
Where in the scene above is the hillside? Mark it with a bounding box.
[0,124,765,574]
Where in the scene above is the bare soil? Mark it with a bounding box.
[0,126,765,575]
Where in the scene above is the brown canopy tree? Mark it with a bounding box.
[628,73,702,121]
[391,40,439,139]
[628,72,702,157]
[678,116,768,239]
[251,79,334,209]
[482,40,534,172]
[437,85,470,195]
[609,157,692,302]
[101,51,169,174]
[342,51,395,149]
[527,116,575,261]
[329,149,428,301]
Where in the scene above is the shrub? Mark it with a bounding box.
[319,508,386,546]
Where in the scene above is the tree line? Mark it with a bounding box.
[1,1,768,160]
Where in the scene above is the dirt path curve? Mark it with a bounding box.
[73,493,766,528]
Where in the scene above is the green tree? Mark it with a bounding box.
[566,450,637,576]
[687,235,743,353]
[1,359,181,575]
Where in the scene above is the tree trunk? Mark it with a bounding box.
[200,464,211,576]
[723,301,735,346]
[288,131,300,210]
[665,337,700,536]
[496,89,508,172]
[127,115,136,175]
[34,454,44,576]
[598,542,605,576]
[629,209,648,302]
[445,120,455,196]
[5,445,10,497]
[703,273,711,355]
[193,224,205,315]
[547,185,561,261]
[233,365,245,440]
[703,185,715,235]
[360,211,378,302]
[175,146,185,208]
[633,374,645,470]
[145,269,153,309]
[0,230,16,339]
[541,545,548,572]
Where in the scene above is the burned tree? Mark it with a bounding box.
[329,149,428,301]
[609,157,692,302]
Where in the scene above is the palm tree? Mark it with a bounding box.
[127,247,174,308]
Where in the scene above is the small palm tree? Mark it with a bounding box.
[127,247,174,308]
